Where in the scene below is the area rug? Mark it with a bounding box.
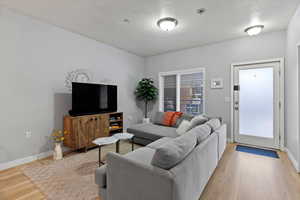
[21,141,136,200]
[236,145,279,158]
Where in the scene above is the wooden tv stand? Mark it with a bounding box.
[63,112,123,151]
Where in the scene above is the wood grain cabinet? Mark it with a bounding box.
[63,112,123,151]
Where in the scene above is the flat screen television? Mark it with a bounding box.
[69,82,117,116]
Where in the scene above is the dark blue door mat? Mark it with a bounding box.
[236,145,279,158]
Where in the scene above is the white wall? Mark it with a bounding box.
[286,4,300,171]
[145,31,286,141]
[0,8,145,164]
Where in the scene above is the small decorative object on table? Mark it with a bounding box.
[51,130,68,160]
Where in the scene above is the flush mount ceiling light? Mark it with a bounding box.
[196,8,206,15]
[123,19,130,23]
[157,17,178,31]
[244,25,264,36]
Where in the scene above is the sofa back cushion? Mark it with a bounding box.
[187,124,211,144]
[176,120,192,135]
[188,115,208,130]
[151,133,197,170]
[207,116,222,123]
[153,111,165,125]
[205,118,221,132]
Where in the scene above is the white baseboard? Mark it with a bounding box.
[0,151,52,171]
[284,147,299,173]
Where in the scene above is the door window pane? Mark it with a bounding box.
[180,73,204,115]
[163,75,177,111]
[239,67,273,138]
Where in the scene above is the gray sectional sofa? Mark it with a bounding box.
[127,114,222,146]
[95,115,227,200]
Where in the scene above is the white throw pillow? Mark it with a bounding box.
[176,120,191,135]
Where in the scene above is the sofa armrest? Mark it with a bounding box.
[215,124,227,160]
[106,152,174,200]
[95,165,107,188]
[170,132,219,200]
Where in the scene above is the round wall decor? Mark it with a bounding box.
[65,69,92,91]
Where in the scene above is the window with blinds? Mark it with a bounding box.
[163,75,177,111]
[159,69,205,115]
[180,73,204,115]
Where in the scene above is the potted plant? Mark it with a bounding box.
[135,78,158,123]
[51,130,68,160]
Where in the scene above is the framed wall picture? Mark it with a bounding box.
[211,78,223,89]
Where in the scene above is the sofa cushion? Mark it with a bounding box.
[127,123,178,141]
[176,120,192,135]
[205,118,221,132]
[187,124,211,144]
[124,147,156,165]
[147,137,173,149]
[153,111,165,125]
[175,113,194,128]
[207,116,222,123]
[189,115,208,130]
[151,133,197,170]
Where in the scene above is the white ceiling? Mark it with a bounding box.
[2,0,300,56]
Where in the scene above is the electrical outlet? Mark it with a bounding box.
[25,131,31,138]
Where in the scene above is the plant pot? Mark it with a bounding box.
[143,118,150,124]
[53,143,63,160]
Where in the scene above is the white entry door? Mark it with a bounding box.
[233,62,282,149]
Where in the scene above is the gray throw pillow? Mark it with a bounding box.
[151,133,197,170]
[175,113,194,127]
[188,115,208,130]
[205,118,221,132]
[187,124,211,144]
[153,112,165,125]
[176,120,191,135]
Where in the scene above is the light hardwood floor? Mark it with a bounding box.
[200,144,300,200]
[0,144,299,200]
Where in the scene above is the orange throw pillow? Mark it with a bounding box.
[171,112,183,126]
[162,112,174,126]
[163,112,183,126]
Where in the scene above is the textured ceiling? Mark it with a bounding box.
[2,0,300,56]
